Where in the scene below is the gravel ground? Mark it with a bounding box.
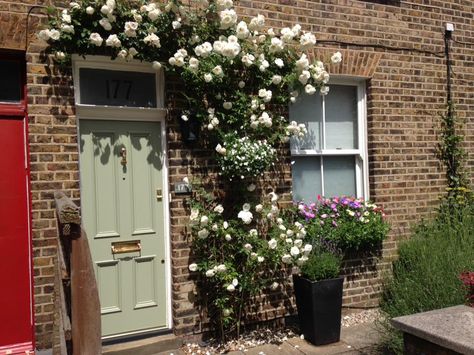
[342,308,381,328]
[183,328,298,354]
[181,308,381,354]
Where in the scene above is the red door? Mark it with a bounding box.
[0,55,34,353]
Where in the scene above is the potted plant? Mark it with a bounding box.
[293,247,343,345]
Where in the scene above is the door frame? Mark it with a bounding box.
[72,55,173,338]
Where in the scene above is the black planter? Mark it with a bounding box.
[293,274,344,345]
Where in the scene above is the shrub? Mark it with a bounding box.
[379,206,474,354]
[297,196,390,250]
[300,251,341,282]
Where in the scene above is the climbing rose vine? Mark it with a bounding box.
[188,182,313,337]
[39,0,341,179]
[39,0,342,339]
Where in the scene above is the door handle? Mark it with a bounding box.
[156,189,163,201]
[120,147,127,166]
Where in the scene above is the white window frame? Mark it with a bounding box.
[291,77,369,199]
[72,55,173,337]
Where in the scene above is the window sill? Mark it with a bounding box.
[291,149,361,156]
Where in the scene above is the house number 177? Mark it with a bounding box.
[105,79,133,100]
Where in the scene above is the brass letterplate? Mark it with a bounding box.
[111,240,141,254]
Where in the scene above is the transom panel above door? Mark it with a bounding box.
[80,120,168,338]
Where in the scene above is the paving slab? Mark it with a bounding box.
[154,350,186,355]
[340,323,381,350]
[152,322,382,354]
[286,337,353,355]
[244,342,303,355]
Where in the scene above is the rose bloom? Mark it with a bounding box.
[290,246,300,256]
[238,210,253,224]
[197,228,209,239]
[219,9,237,29]
[89,33,103,46]
[268,238,277,249]
[331,51,342,64]
[213,204,224,214]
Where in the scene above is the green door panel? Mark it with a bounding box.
[79,120,167,338]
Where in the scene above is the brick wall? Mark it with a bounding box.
[171,0,474,331]
[1,0,474,349]
[27,51,78,349]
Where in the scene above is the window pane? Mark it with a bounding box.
[0,60,22,102]
[323,156,356,197]
[325,85,358,149]
[291,156,322,202]
[80,68,157,107]
[289,93,322,150]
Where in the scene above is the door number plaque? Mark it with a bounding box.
[174,182,192,194]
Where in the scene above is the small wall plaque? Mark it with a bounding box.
[175,182,192,194]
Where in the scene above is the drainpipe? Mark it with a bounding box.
[444,23,454,116]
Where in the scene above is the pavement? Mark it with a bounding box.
[155,323,382,355]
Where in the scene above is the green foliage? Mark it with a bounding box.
[296,196,390,251]
[379,207,474,354]
[188,182,313,339]
[217,135,276,179]
[437,102,472,208]
[300,251,341,282]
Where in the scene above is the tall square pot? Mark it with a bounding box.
[292,274,344,345]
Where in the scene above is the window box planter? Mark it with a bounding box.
[292,274,344,345]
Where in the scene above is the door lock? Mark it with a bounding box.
[156,189,163,201]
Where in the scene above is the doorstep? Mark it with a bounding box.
[102,333,183,355]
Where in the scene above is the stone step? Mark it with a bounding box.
[102,333,183,355]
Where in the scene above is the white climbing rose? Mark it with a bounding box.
[331,51,342,64]
[89,33,103,46]
[268,239,277,249]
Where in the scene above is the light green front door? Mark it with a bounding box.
[79,120,167,338]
